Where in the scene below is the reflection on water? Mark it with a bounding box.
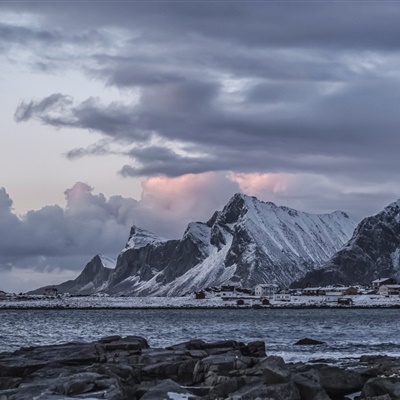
[1,308,399,362]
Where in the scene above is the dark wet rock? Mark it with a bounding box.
[317,365,367,396]
[294,338,325,346]
[229,381,301,400]
[193,354,241,384]
[261,363,292,384]
[259,355,287,368]
[362,395,392,400]
[142,359,198,385]
[362,377,400,399]
[359,355,400,378]
[4,335,400,400]
[140,379,193,400]
[244,340,266,357]
[0,377,21,390]
[208,377,247,399]
[292,369,331,400]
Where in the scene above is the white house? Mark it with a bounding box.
[255,284,279,297]
[378,284,400,296]
[372,278,397,290]
[324,291,342,303]
[274,293,291,302]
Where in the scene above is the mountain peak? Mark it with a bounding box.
[123,225,167,252]
[98,254,116,269]
[383,198,400,216]
[229,193,267,206]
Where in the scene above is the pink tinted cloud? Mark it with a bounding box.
[136,172,239,237]
[229,172,293,198]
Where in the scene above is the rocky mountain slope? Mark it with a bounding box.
[30,255,116,295]
[292,199,400,287]
[35,194,356,296]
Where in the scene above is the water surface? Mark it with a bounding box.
[1,308,398,362]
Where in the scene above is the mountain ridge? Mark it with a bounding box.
[31,193,356,296]
[292,198,400,287]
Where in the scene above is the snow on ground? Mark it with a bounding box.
[1,294,400,309]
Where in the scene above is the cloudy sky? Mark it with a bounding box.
[1,0,400,292]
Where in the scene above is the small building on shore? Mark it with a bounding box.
[303,286,359,296]
[372,278,397,291]
[195,291,206,299]
[338,298,353,306]
[302,287,321,296]
[378,284,400,296]
[255,284,279,297]
[274,293,291,302]
[0,290,7,300]
[324,292,342,303]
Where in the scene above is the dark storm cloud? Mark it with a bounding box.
[14,77,400,185]
[6,1,400,51]
[15,95,150,142]
[0,23,58,45]
[5,1,400,206]
[14,94,72,123]
[0,183,138,271]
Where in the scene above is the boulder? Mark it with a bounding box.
[317,365,367,396]
[292,369,330,400]
[141,359,197,384]
[294,338,325,346]
[139,379,193,400]
[362,377,400,399]
[229,381,301,400]
[209,377,247,399]
[261,364,292,384]
[244,341,267,357]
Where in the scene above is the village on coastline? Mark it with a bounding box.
[1,277,400,309]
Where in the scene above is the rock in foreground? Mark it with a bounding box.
[0,336,399,399]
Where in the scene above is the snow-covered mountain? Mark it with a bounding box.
[292,198,400,287]
[36,194,356,296]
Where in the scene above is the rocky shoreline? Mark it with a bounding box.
[0,305,400,313]
[0,336,399,400]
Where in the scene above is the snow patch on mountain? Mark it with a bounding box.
[99,254,116,269]
[123,226,167,251]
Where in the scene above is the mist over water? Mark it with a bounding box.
[1,308,399,362]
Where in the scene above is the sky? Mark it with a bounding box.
[1,0,400,293]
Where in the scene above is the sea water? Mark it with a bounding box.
[1,308,398,362]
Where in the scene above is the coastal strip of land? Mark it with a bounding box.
[1,294,400,310]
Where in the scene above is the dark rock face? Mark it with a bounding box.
[2,336,400,399]
[294,338,325,346]
[292,199,400,287]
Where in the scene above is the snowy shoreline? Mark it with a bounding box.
[1,294,400,310]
